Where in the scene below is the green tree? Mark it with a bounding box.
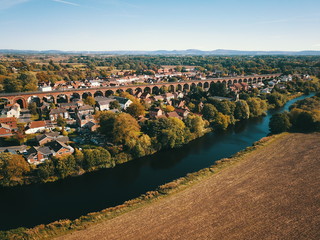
[57,115,67,127]
[269,112,292,134]
[28,102,38,115]
[184,114,207,138]
[202,104,218,122]
[37,160,55,181]
[234,100,250,120]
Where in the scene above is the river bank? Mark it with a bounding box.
[3,132,320,240]
[0,93,315,232]
[0,133,288,239]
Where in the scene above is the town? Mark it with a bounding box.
[0,66,300,165]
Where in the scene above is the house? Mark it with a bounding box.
[113,97,132,110]
[35,132,69,145]
[174,92,184,99]
[163,93,175,102]
[0,123,13,137]
[58,102,78,111]
[166,111,182,119]
[38,86,52,92]
[25,121,47,134]
[0,117,17,129]
[76,105,95,116]
[26,146,52,165]
[83,120,99,132]
[151,95,165,102]
[49,108,70,121]
[140,92,151,99]
[95,97,117,111]
[46,140,74,157]
[175,108,190,119]
[135,92,142,98]
[149,108,163,119]
[0,145,27,154]
[1,103,21,118]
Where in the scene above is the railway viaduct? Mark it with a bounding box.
[0,74,280,108]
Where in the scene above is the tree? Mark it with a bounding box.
[74,148,84,167]
[37,160,55,180]
[0,153,30,184]
[53,155,77,179]
[234,100,250,120]
[164,105,175,112]
[113,113,141,149]
[246,97,268,118]
[213,112,231,131]
[28,102,38,115]
[19,72,38,92]
[209,82,228,97]
[83,96,96,106]
[267,92,287,108]
[184,114,207,138]
[57,115,67,127]
[109,100,121,110]
[3,77,23,92]
[269,112,292,134]
[126,102,145,118]
[96,111,116,139]
[202,104,218,122]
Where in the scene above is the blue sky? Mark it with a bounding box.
[1,0,320,51]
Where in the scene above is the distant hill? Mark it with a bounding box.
[0,49,320,55]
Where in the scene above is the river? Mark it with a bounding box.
[0,94,313,231]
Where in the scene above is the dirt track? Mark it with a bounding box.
[56,133,320,240]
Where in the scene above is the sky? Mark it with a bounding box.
[0,0,320,51]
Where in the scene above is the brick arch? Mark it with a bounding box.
[152,86,160,95]
[94,91,104,97]
[168,85,175,92]
[13,97,27,108]
[144,87,151,93]
[105,90,114,97]
[126,88,134,95]
[183,83,189,91]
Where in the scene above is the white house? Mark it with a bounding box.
[25,121,47,134]
[113,97,132,110]
[38,86,52,92]
[1,103,21,118]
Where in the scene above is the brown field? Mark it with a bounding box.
[56,133,320,240]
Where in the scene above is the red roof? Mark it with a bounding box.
[29,121,46,129]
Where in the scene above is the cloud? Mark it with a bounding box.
[52,0,80,7]
[0,0,30,10]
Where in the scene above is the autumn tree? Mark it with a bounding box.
[83,96,96,106]
[0,153,30,185]
[246,97,268,118]
[126,102,145,118]
[234,100,250,120]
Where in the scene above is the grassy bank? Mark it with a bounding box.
[0,133,287,240]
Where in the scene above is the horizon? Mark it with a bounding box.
[1,0,320,51]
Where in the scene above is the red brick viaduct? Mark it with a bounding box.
[0,74,280,108]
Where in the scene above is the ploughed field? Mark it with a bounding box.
[57,133,320,240]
